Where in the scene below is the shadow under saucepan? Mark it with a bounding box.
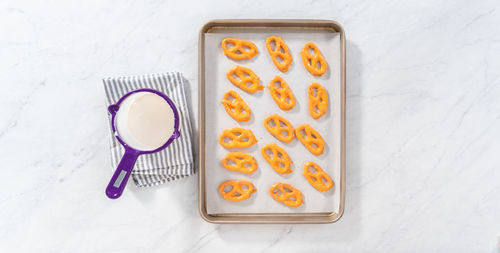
[127,75,199,215]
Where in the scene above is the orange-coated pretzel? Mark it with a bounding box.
[301,42,327,76]
[265,36,293,72]
[295,124,325,156]
[308,82,328,119]
[218,180,257,201]
[261,143,293,174]
[219,127,257,149]
[269,182,303,207]
[221,90,251,122]
[263,114,295,143]
[221,38,258,60]
[303,161,333,192]
[226,66,264,93]
[268,76,296,111]
[221,152,258,174]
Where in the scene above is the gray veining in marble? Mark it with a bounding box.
[1,0,499,252]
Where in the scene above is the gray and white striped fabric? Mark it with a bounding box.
[103,72,194,187]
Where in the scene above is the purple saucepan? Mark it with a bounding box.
[106,88,180,199]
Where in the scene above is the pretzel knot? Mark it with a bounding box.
[264,114,295,143]
[219,127,257,149]
[221,152,258,174]
[268,76,296,111]
[308,82,328,119]
[265,36,293,72]
[295,124,325,156]
[218,180,257,201]
[269,182,303,207]
[221,90,251,122]
[221,38,258,60]
[303,161,333,192]
[261,143,293,174]
[301,42,327,76]
[226,66,264,93]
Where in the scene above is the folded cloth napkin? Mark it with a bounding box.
[103,72,194,187]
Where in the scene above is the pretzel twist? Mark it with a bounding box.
[219,127,257,149]
[218,180,257,201]
[221,38,258,60]
[269,182,303,207]
[221,152,258,174]
[308,83,328,119]
[295,124,325,156]
[303,161,333,192]
[265,36,293,72]
[226,66,264,93]
[301,42,327,76]
[264,114,295,143]
[221,90,251,122]
[268,76,296,111]
[261,143,293,174]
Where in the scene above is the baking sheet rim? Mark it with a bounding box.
[198,19,346,224]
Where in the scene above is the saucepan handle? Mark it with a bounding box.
[105,148,139,199]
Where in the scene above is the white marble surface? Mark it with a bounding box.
[1,0,500,252]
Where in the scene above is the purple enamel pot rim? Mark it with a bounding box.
[107,88,181,155]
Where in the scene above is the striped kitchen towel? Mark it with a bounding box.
[103,72,194,187]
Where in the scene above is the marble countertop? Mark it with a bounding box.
[1,0,500,252]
